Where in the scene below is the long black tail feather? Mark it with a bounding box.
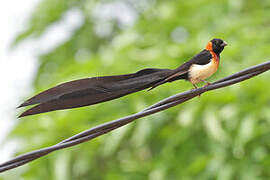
[18,68,178,117]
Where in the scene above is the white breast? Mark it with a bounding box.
[189,59,218,84]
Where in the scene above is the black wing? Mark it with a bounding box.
[176,49,212,71]
[190,49,212,65]
[148,49,212,89]
[18,68,174,117]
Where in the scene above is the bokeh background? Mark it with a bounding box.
[1,0,270,179]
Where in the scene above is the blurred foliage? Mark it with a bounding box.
[2,0,270,179]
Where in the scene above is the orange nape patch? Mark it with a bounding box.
[205,41,213,51]
[205,41,219,66]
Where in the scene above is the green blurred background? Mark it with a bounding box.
[2,0,270,179]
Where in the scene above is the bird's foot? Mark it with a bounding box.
[203,82,211,87]
[200,80,211,87]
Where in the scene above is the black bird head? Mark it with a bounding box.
[210,38,227,55]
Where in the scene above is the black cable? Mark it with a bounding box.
[0,61,269,173]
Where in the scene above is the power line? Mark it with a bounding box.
[0,61,269,173]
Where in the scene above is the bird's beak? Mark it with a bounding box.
[222,41,228,47]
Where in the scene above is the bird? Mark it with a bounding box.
[18,38,227,117]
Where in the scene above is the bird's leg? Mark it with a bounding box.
[191,84,201,97]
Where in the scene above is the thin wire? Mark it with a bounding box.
[0,61,269,173]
